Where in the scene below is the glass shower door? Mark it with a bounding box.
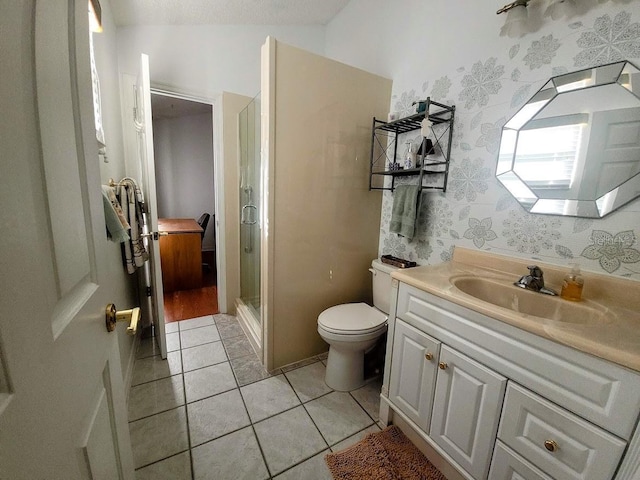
[239,94,261,331]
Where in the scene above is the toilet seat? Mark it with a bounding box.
[318,303,387,335]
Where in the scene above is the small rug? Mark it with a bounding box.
[325,426,447,480]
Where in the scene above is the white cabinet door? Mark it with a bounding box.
[430,345,507,480]
[389,319,440,431]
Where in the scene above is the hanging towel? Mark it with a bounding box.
[389,185,421,241]
[101,185,130,243]
[117,178,149,274]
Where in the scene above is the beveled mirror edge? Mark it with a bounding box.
[496,60,640,218]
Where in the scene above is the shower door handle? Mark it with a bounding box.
[241,204,257,225]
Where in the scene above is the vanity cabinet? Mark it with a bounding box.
[389,319,507,479]
[381,282,640,480]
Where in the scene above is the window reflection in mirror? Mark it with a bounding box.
[497,61,640,218]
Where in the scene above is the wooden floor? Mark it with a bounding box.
[164,251,219,323]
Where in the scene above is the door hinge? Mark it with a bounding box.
[146,286,152,297]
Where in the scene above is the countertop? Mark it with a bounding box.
[391,247,640,372]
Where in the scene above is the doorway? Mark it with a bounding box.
[150,92,219,323]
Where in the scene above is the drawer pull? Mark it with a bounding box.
[544,440,558,452]
[439,362,448,370]
[425,352,433,361]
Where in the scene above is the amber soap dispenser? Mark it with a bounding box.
[561,264,584,301]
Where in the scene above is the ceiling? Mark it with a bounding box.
[109,0,352,26]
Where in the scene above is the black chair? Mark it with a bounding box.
[197,213,211,271]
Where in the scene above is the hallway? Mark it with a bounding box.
[163,252,219,322]
[128,313,383,479]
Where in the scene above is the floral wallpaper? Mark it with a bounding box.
[379,7,640,280]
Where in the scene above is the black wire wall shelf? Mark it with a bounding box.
[369,98,455,193]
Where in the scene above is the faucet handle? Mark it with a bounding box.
[527,265,544,278]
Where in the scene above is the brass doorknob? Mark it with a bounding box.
[105,304,140,336]
[425,352,433,361]
[439,362,448,370]
[544,440,558,452]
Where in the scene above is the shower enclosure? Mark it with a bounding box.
[237,93,262,349]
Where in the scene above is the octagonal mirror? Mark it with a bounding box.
[497,61,640,218]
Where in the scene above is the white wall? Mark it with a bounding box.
[116,25,326,99]
[326,0,640,281]
[153,112,216,250]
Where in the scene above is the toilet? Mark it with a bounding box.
[317,259,398,391]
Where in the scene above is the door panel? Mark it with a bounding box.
[0,2,134,478]
[430,345,507,480]
[389,319,440,431]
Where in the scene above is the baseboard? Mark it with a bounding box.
[235,299,263,362]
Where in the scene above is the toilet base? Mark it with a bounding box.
[325,344,368,392]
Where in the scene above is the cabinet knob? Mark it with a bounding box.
[439,362,448,370]
[425,352,433,361]
[544,440,558,452]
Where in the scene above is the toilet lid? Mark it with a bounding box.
[318,303,387,334]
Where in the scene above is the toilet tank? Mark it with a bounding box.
[370,259,399,315]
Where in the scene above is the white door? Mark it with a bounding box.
[133,54,168,359]
[0,2,134,478]
[430,345,507,480]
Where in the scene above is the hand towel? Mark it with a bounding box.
[117,178,149,274]
[101,185,130,243]
[389,185,421,241]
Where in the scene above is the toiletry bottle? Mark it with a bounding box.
[561,264,584,301]
[404,142,415,169]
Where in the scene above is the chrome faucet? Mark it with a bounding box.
[514,266,558,296]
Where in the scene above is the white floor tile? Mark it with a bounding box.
[254,406,327,475]
[273,450,333,480]
[284,362,332,402]
[178,315,215,331]
[166,332,181,352]
[305,391,374,445]
[191,427,269,480]
[187,389,250,446]
[135,451,191,480]
[350,378,382,421]
[181,341,227,372]
[183,362,237,403]
[330,424,381,453]
[164,322,179,334]
[128,375,185,422]
[240,374,300,423]
[129,407,189,469]
[180,325,220,349]
[136,337,161,359]
[131,351,182,386]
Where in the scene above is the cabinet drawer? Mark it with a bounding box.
[396,283,640,440]
[498,383,626,480]
[389,319,440,431]
[489,441,553,480]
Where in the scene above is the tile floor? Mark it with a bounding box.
[129,313,384,480]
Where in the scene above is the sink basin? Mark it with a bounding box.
[451,276,610,325]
